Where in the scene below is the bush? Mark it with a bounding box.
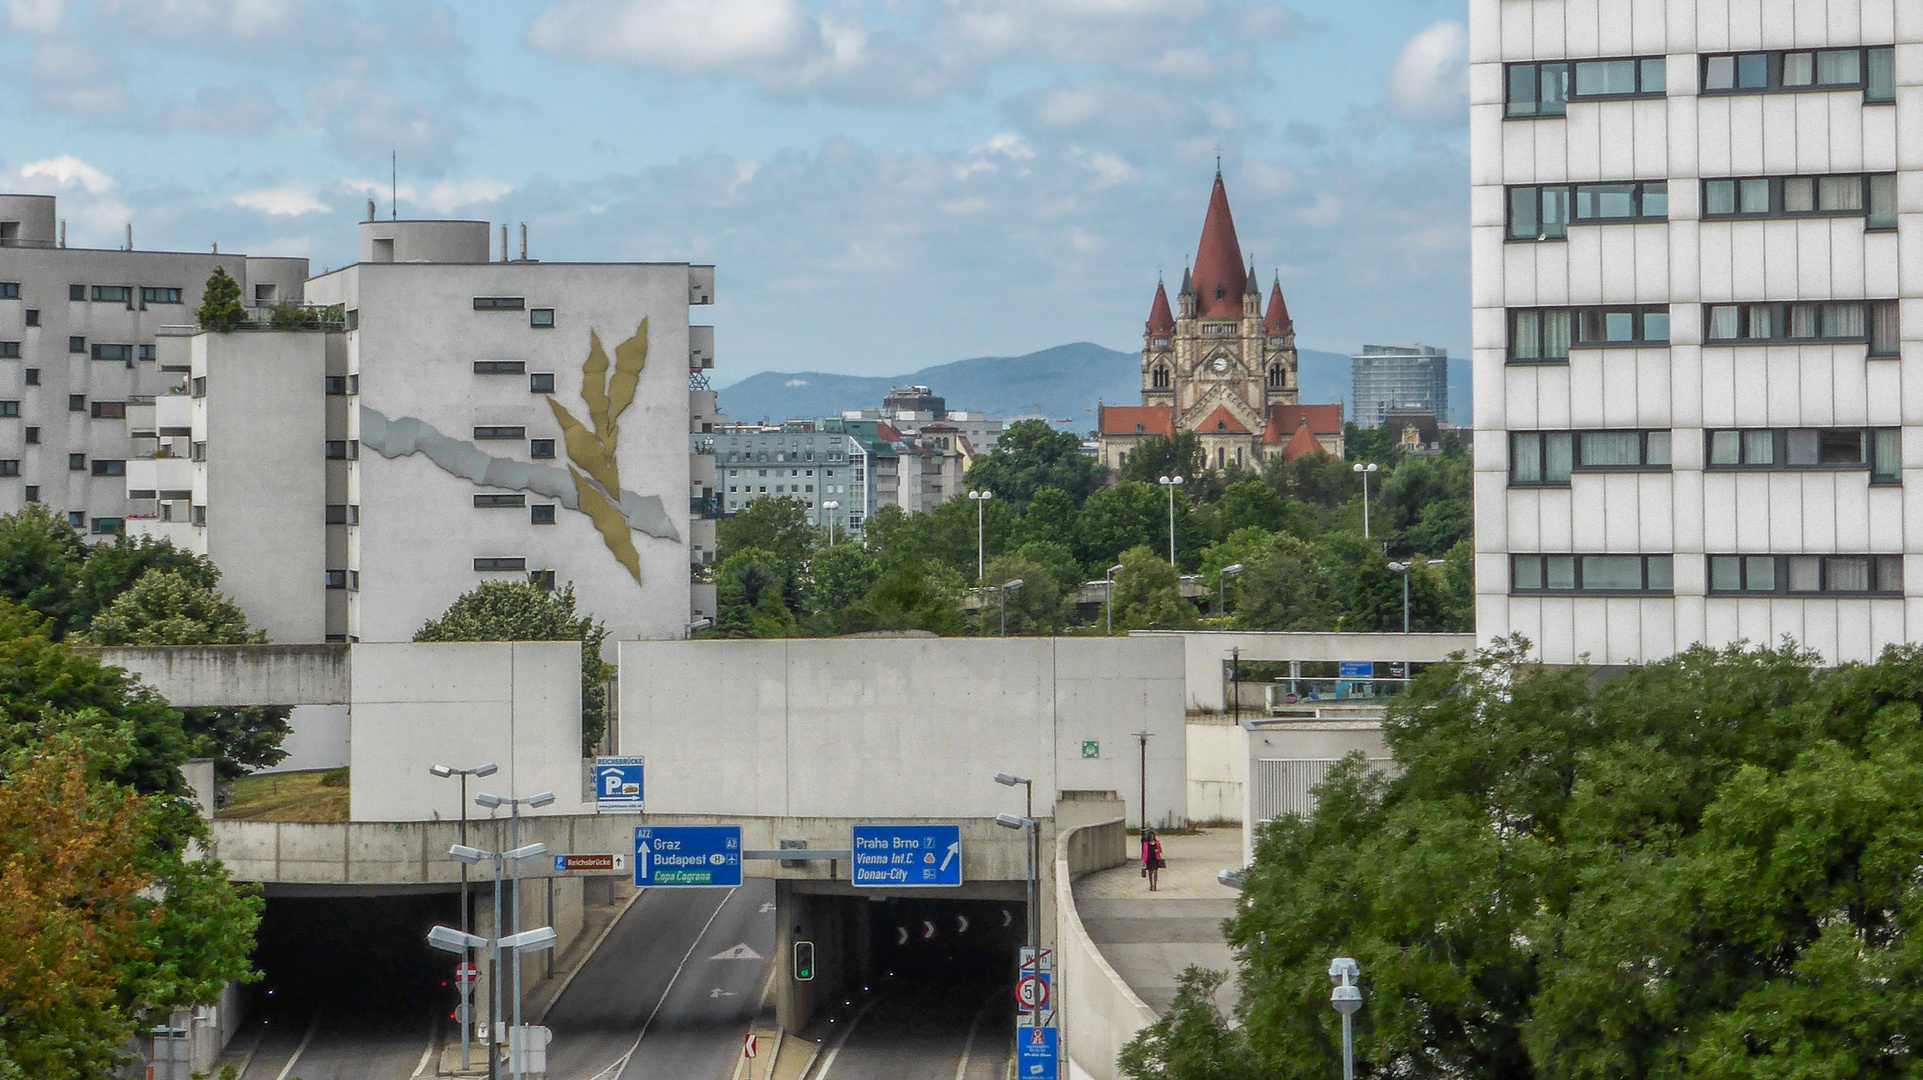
[318,768,349,788]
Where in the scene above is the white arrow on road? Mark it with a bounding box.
[708,944,764,961]
[709,988,738,999]
[940,841,959,873]
[759,901,776,913]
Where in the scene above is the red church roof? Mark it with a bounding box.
[1262,403,1343,445]
[1192,173,1248,319]
[1280,420,1326,461]
[1099,405,1176,437]
[1146,280,1175,334]
[1195,406,1251,434]
[1264,278,1293,335]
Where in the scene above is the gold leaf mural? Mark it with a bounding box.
[548,318,655,584]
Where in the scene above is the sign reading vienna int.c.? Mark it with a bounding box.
[851,824,964,888]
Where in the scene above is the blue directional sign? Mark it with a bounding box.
[851,824,963,888]
[595,756,644,813]
[1338,661,1375,679]
[1016,1025,1057,1080]
[633,826,741,888]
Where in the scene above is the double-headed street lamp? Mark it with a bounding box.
[472,789,555,1079]
[1351,463,1379,539]
[1386,559,1436,634]
[818,498,840,536]
[1105,563,1125,633]
[1157,476,1184,566]
[1217,563,1243,620]
[1329,957,1363,1080]
[427,762,498,1070]
[993,773,1042,1032]
[968,490,993,580]
[997,578,1024,637]
[432,835,555,1080]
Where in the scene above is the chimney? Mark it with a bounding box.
[212,243,218,254]
[501,224,508,263]
[57,220,64,248]
[519,223,527,261]
[366,199,376,223]
[125,223,132,251]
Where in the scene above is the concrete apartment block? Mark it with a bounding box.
[1471,0,1921,664]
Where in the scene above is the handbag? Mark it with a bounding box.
[1141,866,1148,878]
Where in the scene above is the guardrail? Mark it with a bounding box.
[1056,817,1156,1080]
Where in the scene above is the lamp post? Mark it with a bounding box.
[441,839,556,1080]
[1217,563,1243,622]
[1351,463,1379,540]
[998,578,1025,637]
[968,490,993,580]
[474,789,556,1079]
[1386,559,1435,634]
[428,762,498,1071]
[1105,563,1125,634]
[818,498,840,538]
[1157,476,1185,566]
[685,617,713,639]
[994,807,1041,1031]
[1329,957,1363,1080]
[1133,729,1153,834]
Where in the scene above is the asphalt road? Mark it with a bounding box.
[229,999,434,1080]
[816,983,1011,1080]
[544,879,776,1080]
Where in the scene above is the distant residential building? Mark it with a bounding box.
[1382,407,1444,456]
[1351,344,1449,429]
[844,386,1004,454]
[706,421,873,535]
[882,385,945,416]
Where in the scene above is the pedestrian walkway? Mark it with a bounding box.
[1072,828,1242,1016]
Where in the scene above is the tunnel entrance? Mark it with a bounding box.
[867,897,1025,984]
[250,890,462,1024]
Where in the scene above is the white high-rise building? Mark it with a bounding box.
[1472,1,1917,664]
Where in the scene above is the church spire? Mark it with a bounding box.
[1146,278,1175,334]
[1244,256,1261,297]
[1264,272,1294,335]
[1191,172,1248,319]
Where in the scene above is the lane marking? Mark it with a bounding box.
[812,995,882,1080]
[583,888,736,1080]
[409,1016,437,1078]
[539,885,649,1024]
[954,991,995,1080]
[270,1012,320,1080]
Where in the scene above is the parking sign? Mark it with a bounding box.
[595,756,644,813]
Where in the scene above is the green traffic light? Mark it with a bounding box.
[794,940,816,981]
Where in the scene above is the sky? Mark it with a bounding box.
[0,0,1471,386]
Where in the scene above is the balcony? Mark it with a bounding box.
[126,457,194,496]
[154,394,194,436]
[689,326,714,370]
[125,518,196,546]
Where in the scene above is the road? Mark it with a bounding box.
[816,982,1012,1080]
[545,879,776,1080]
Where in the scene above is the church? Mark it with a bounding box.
[1098,171,1344,471]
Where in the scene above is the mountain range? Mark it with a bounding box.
[715,342,1472,431]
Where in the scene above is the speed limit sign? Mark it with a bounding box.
[1016,975,1051,1012]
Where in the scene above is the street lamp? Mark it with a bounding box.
[428,762,499,1071]
[1217,563,1244,621]
[1329,957,1363,1080]
[995,807,1042,1030]
[685,617,712,639]
[1156,476,1185,566]
[473,789,556,1080]
[1133,729,1153,835]
[818,498,840,537]
[1351,463,1379,540]
[440,836,555,1080]
[998,579,1024,637]
[1386,559,1436,634]
[1105,563,1125,634]
[968,490,993,580]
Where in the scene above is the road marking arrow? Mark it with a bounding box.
[708,943,764,961]
[709,988,739,998]
[759,902,776,913]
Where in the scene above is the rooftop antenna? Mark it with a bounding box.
[390,150,397,220]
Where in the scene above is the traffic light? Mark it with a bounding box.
[793,940,816,981]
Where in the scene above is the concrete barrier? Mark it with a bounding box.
[1057,817,1156,1080]
[81,644,351,706]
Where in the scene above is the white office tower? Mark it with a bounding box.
[134,217,715,644]
[0,194,308,534]
[1471,2,1917,664]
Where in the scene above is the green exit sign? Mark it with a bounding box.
[1082,741,1101,759]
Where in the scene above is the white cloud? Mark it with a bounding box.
[163,85,287,135]
[526,0,812,73]
[233,184,329,216]
[5,0,64,31]
[420,179,514,213]
[19,154,114,194]
[1386,21,1468,126]
[1021,82,1194,140]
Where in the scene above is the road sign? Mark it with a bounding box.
[553,853,628,874]
[455,963,478,984]
[595,756,645,812]
[634,826,742,887]
[743,1033,758,1059]
[1338,661,1375,679]
[1020,947,1054,973]
[851,824,963,888]
[1017,1025,1058,1080]
[1016,975,1051,1012]
[1019,948,1054,1017]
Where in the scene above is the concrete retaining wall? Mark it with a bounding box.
[1057,817,1155,1080]
[1185,718,1244,824]
[83,644,351,706]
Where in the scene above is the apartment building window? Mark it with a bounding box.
[324,440,360,460]
[0,460,16,477]
[68,284,84,301]
[529,373,554,393]
[0,342,18,359]
[23,368,37,385]
[474,493,527,508]
[90,517,123,535]
[1703,174,1898,229]
[67,511,85,528]
[68,453,85,471]
[472,297,526,311]
[348,570,359,591]
[92,285,130,304]
[530,309,554,328]
[141,287,181,304]
[474,557,527,572]
[473,360,526,374]
[24,427,37,444]
[345,308,359,331]
[324,570,347,589]
[529,439,556,459]
[190,377,206,397]
[90,459,125,477]
[68,394,84,412]
[0,401,16,418]
[1506,56,1665,117]
[24,310,37,326]
[1702,47,1895,99]
[69,336,85,353]
[473,426,526,440]
[1507,182,1667,241]
[325,504,360,524]
[1510,430,1671,484]
[90,401,125,419]
[1707,554,1902,596]
[528,569,556,590]
[0,283,16,299]
[1705,428,1901,482]
[191,442,206,462]
[531,504,556,525]
[191,505,206,525]
[1509,306,1670,363]
[1511,554,1674,595]
[138,344,155,362]
[91,343,132,363]
[1703,300,1898,354]
[22,485,36,502]
[324,375,360,396]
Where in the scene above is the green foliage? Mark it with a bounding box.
[0,504,87,637]
[77,569,262,647]
[71,535,223,638]
[842,560,966,636]
[413,581,613,753]
[974,553,1070,635]
[194,267,246,332]
[1119,968,1256,1080]
[962,419,1108,507]
[1117,432,1205,487]
[1111,545,1196,631]
[1176,638,1923,1080]
[805,542,879,630]
[1230,533,1336,631]
[1079,481,1201,574]
[318,767,348,788]
[268,301,311,330]
[713,547,799,639]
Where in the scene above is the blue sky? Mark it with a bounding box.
[0,0,1470,386]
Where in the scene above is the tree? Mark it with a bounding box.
[1079,481,1200,573]
[716,496,818,612]
[1215,478,1286,535]
[1119,968,1256,1080]
[1110,545,1196,631]
[1118,432,1206,487]
[805,541,879,630]
[0,504,86,637]
[973,553,1068,636]
[842,560,965,636]
[414,582,613,753]
[70,535,223,637]
[712,547,799,639]
[1231,534,1335,631]
[1018,488,1081,560]
[194,266,246,332]
[962,420,1107,507]
[1396,498,1473,559]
